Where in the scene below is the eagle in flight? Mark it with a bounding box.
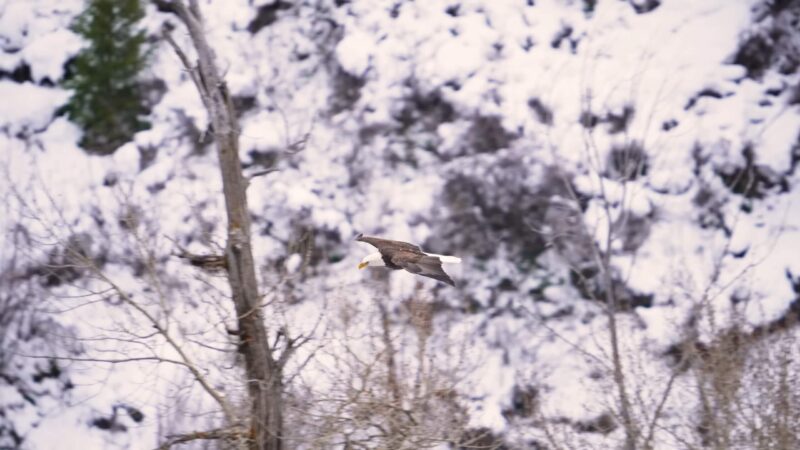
[356,233,461,286]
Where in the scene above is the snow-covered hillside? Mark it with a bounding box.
[2,0,799,449]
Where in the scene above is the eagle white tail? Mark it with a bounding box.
[426,253,462,264]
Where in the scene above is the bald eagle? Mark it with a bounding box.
[356,233,461,286]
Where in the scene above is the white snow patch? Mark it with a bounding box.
[0,2,36,49]
[757,111,800,173]
[23,28,83,82]
[336,29,375,76]
[0,82,70,133]
[466,351,513,432]
[285,253,303,274]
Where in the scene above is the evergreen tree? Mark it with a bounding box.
[63,0,150,155]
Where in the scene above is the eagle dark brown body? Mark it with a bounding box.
[356,234,461,286]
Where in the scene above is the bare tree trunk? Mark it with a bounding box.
[378,302,405,449]
[604,278,638,450]
[164,2,281,449]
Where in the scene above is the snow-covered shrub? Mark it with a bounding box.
[440,152,550,263]
[733,0,800,79]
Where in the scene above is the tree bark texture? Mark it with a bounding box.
[168,2,282,449]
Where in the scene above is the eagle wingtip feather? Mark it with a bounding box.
[439,255,462,264]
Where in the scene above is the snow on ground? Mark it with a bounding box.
[2,0,800,448]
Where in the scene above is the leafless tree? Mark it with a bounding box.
[515,57,799,450]
[285,288,486,450]
[157,1,301,448]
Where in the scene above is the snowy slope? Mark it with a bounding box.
[2,0,800,449]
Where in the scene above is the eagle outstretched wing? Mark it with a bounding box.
[391,253,455,286]
[355,234,422,253]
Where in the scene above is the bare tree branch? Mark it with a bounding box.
[160,1,291,448]
[156,426,246,450]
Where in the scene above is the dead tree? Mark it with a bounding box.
[160,1,293,448]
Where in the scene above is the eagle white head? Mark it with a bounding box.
[358,252,385,269]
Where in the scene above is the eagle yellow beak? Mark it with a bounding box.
[358,262,368,270]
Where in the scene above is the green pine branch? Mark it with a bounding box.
[63,0,151,155]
